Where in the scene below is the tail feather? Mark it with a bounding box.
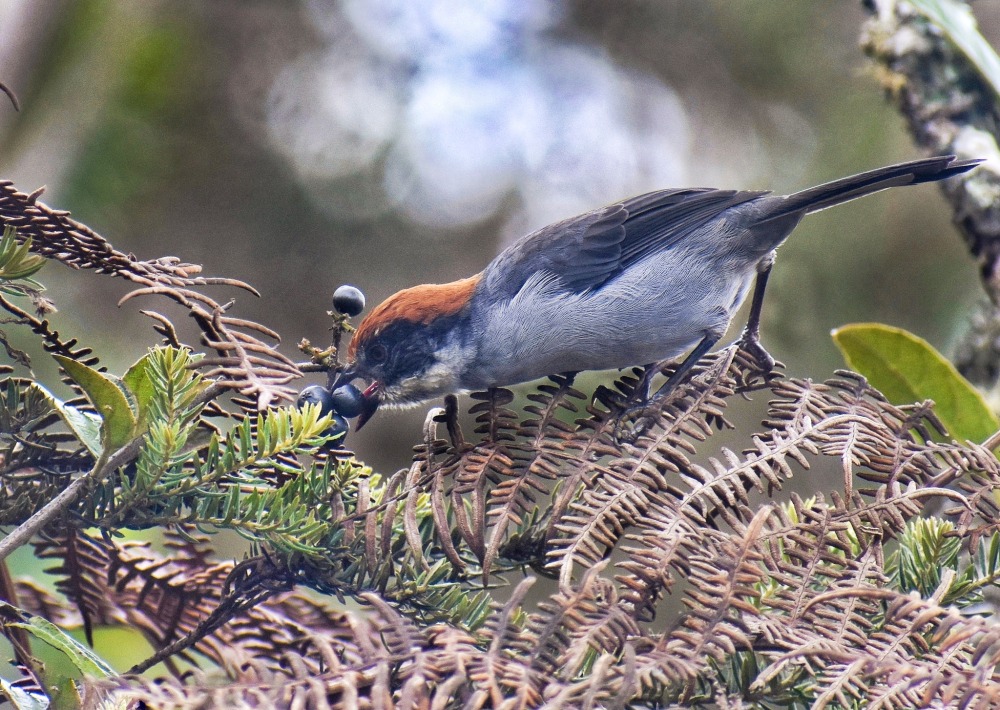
[766,155,981,221]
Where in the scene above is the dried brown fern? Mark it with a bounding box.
[3,35,1000,702]
[0,181,300,408]
[1,303,995,707]
[1,183,999,708]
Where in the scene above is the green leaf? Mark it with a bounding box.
[909,0,1000,101]
[123,352,157,422]
[0,605,113,679]
[10,619,114,678]
[0,226,46,281]
[53,355,139,451]
[891,517,960,598]
[833,323,999,443]
[30,383,104,457]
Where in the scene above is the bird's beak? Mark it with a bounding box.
[355,381,381,430]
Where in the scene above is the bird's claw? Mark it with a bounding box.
[613,392,672,444]
[613,406,652,445]
[737,331,777,379]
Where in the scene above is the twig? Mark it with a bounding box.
[0,450,115,562]
[0,560,37,677]
[0,81,18,112]
[0,383,224,562]
[128,556,289,675]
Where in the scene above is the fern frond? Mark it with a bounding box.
[0,180,299,408]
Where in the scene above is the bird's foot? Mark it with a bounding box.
[613,374,687,444]
[612,334,720,444]
[613,400,658,445]
[737,330,774,372]
[736,330,779,386]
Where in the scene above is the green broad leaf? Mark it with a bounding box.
[123,353,156,422]
[0,610,112,679]
[30,383,104,457]
[833,323,999,443]
[0,677,49,710]
[53,356,139,451]
[909,0,1000,101]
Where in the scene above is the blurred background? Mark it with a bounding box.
[1,0,996,474]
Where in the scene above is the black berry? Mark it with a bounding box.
[297,385,334,416]
[332,285,365,317]
[329,383,365,418]
[323,414,350,444]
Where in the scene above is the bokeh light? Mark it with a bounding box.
[265,0,691,233]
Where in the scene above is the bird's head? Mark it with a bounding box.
[338,275,480,427]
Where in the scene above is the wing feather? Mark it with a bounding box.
[482,187,769,299]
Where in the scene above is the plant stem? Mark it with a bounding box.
[0,382,224,562]
[0,449,116,562]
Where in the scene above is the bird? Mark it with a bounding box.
[338,155,980,428]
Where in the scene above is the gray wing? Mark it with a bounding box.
[482,187,769,299]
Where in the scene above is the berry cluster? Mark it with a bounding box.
[296,285,367,445]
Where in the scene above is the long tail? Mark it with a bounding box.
[770,155,980,220]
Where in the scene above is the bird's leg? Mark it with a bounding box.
[737,251,777,375]
[629,364,659,403]
[439,394,464,448]
[616,333,719,442]
[650,334,719,400]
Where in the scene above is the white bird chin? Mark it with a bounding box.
[378,374,468,410]
[376,393,437,411]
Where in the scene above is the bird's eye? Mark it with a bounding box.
[367,343,388,364]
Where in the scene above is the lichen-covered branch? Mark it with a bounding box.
[862,0,1000,389]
